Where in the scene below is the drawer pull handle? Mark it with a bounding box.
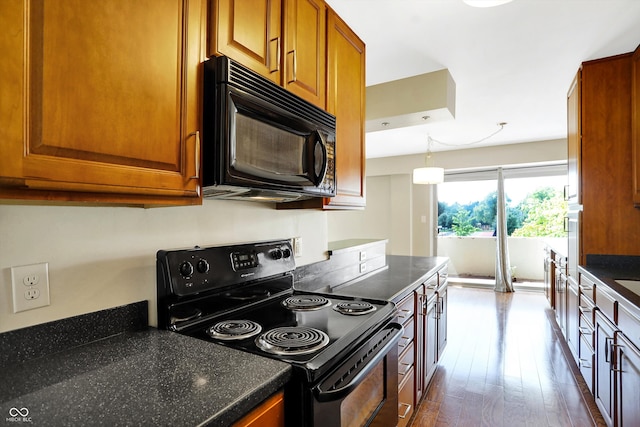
[578,327,592,335]
[398,403,412,419]
[399,362,412,376]
[579,358,592,369]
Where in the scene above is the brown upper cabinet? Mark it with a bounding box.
[0,0,204,206]
[210,0,326,109]
[209,0,282,86]
[633,44,640,207]
[277,8,366,210]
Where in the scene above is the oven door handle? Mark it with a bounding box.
[312,323,403,402]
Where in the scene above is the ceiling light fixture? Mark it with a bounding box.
[463,0,514,7]
[413,136,444,185]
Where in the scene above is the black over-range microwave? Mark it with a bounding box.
[202,56,336,203]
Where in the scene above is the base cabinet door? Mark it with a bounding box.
[424,295,438,389]
[595,310,617,427]
[397,367,415,427]
[617,333,640,427]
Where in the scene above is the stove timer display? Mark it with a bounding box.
[231,251,258,270]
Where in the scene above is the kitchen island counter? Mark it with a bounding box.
[325,255,449,302]
[0,305,291,426]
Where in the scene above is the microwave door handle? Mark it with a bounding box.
[311,130,328,186]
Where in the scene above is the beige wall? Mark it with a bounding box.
[0,201,328,333]
[328,138,568,258]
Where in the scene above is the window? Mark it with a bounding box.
[437,166,567,237]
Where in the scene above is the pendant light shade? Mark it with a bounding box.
[413,167,444,185]
[463,0,514,7]
[413,135,443,185]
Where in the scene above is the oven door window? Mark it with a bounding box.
[340,359,385,427]
[228,93,327,187]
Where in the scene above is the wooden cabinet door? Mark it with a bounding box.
[424,294,438,389]
[232,390,284,427]
[617,333,640,426]
[566,277,580,363]
[414,288,425,404]
[632,45,640,207]
[0,0,203,204]
[567,71,582,205]
[283,0,326,108]
[210,0,281,84]
[595,310,617,427]
[325,10,366,209]
[436,284,448,360]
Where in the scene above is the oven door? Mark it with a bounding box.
[310,322,402,427]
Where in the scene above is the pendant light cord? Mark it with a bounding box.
[429,122,507,147]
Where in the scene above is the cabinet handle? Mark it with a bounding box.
[188,131,200,180]
[269,37,280,73]
[578,358,592,369]
[398,403,412,419]
[286,50,297,83]
[564,184,569,201]
[398,336,411,348]
[578,306,592,315]
[564,216,569,233]
[578,326,592,335]
[398,309,413,321]
[399,362,412,376]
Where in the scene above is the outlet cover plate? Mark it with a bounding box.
[11,262,50,313]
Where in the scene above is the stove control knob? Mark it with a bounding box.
[271,249,283,260]
[196,259,210,274]
[281,247,292,259]
[179,261,194,278]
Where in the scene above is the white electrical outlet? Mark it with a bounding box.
[11,262,50,313]
[293,237,302,257]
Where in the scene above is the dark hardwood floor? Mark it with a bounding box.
[410,286,606,427]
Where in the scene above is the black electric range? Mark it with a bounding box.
[156,239,401,426]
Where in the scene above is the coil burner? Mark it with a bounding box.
[256,326,330,355]
[207,320,262,341]
[333,301,377,316]
[282,295,331,311]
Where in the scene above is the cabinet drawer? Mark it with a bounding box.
[424,274,438,298]
[595,286,617,323]
[579,273,596,303]
[398,342,414,384]
[438,265,448,285]
[397,367,415,427]
[579,294,595,328]
[396,294,415,324]
[398,318,415,353]
[579,313,594,344]
[578,333,594,394]
[618,301,640,349]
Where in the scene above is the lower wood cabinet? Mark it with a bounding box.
[232,390,285,427]
[616,332,640,426]
[393,263,448,427]
[397,367,415,427]
[595,309,618,427]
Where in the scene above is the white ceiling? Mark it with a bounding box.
[325,0,640,158]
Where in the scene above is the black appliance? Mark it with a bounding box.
[202,56,336,203]
[157,240,401,427]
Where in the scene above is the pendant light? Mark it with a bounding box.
[413,136,444,185]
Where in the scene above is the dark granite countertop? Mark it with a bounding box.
[326,255,449,302]
[0,304,291,427]
[579,255,640,308]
